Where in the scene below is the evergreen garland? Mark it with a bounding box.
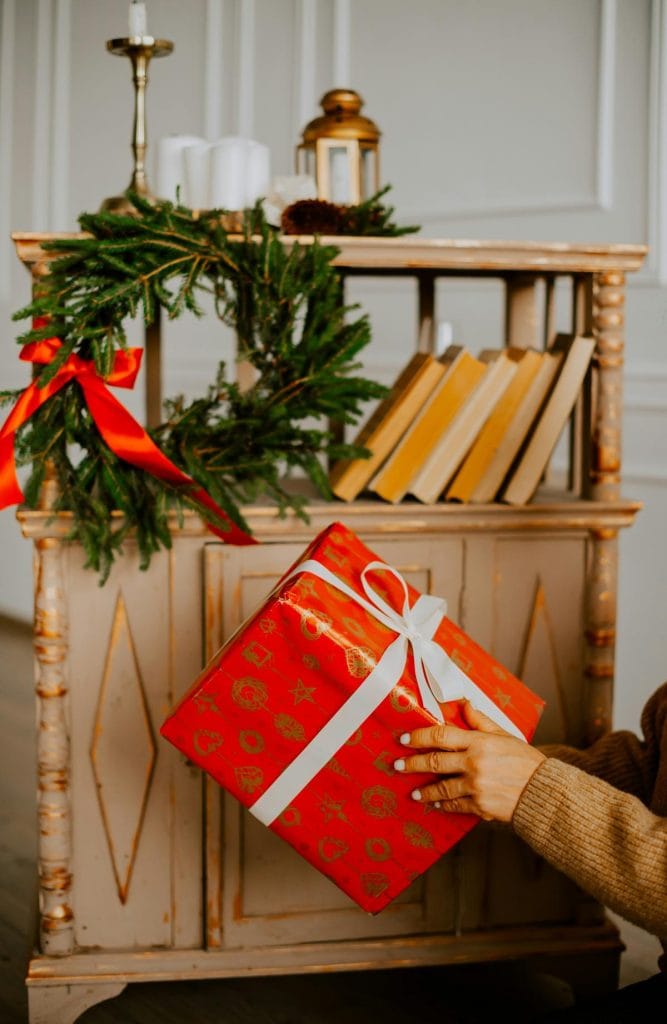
[6,194,388,581]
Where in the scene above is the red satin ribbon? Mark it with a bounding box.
[0,332,256,546]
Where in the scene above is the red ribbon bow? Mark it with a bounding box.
[0,329,256,546]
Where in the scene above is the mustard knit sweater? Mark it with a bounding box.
[512,681,667,969]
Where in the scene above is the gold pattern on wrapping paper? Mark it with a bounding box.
[242,641,272,668]
[231,676,268,710]
[278,805,301,827]
[345,727,363,746]
[365,837,392,862]
[324,581,352,603]
[452,630,467,646]
[323,543,348,567]
[239,730,265,754]
[194,692,222,714]
[300,609,333,640]
[318,836,349,861]
[320,793,349,823]
[192,729,223,756]
[293,576,319,598]
[303,652,320,671]
[451,649,473,675]
[373,751,395,777]
[390,687,418,714]
[345,646,376,678]
[492,665,508,681]
[274,713,306,742]
[341,615,367,638]
[258,617,277,635]
[361,872,390,897]
[494,688,512,709]
[361,785,398,818]
[403,821,434,849]
[234,765,264,794]
[290,678,316,705]
[327,756,351,779]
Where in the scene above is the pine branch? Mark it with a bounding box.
[8,197,389,579]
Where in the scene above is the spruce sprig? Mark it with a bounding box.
[10,197,386,580]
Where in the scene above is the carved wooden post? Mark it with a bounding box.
[583,270,625,742]
[417,271,436,352]
[504,274,538,348]
[584,527,618,743]
[34,467,74,955]
[590,270,625,502]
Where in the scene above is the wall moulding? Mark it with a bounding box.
[400,0,617,224]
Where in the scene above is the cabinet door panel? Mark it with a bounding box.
[475,534,587,928]
[67,538,204,950]
[493,535,587,747]
[204,536,464,948]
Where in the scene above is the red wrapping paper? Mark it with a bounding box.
[161,522,544,912]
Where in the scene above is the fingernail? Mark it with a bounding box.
[400,732,411,745]
[434,801,441,808]
[393,758,405,771]
[411,789,422,801]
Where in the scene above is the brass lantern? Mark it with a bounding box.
[296,89,381,205]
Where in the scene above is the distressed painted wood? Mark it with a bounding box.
[591,270,625,502]
[12,233,648,275]
[33,468,74,958]
[11,234,646,1022]
[504,274,538,348]
[27,982,127,1024]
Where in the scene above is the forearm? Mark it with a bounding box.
[513,758,667,937]
[539,729,652,800]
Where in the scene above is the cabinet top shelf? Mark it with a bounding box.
[12,232,648,275]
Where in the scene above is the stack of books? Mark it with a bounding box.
[329,334,596,506]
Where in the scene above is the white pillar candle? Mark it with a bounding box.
[183,142,211,210]
[244,141,270,207]
[156,135,204,202]
[129,1,148,38]
[209,137,248,210]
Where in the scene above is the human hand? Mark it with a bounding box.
[394,700,546,823]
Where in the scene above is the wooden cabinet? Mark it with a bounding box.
[12,235,646,1023]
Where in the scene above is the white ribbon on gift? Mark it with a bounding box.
[249,557,526,827]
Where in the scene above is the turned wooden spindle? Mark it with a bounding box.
[590,270,625,502]
[34,461,74,955]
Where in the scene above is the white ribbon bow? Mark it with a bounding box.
[250,556,525,827]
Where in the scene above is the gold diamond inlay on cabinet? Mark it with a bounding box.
[90,592,157,904]
[519,580,569,744]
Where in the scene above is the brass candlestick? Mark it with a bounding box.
[101,35,174,214]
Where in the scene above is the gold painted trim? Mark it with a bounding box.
[89,591,157,905]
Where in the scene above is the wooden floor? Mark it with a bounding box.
[0,615,659,1023]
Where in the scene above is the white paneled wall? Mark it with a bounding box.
[1,0,665,731]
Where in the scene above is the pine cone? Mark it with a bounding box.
[281,199,344,235]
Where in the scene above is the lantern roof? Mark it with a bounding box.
[301,89,381,144]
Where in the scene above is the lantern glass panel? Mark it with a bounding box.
[361,148,378,200]
[328,144,354,205]
[297,146,316,179]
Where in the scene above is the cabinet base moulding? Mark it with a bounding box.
[26,921,623,985]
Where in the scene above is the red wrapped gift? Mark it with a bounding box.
[161,522,544,912]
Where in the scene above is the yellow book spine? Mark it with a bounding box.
[446,351,543,502]
[330,356,444,501]
[372,353,484,502]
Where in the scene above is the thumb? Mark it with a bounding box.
[460,699,504,735]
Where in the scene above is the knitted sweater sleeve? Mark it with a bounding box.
[538,730,653,801]
[538,681,667,801]
[513,758,667,937]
